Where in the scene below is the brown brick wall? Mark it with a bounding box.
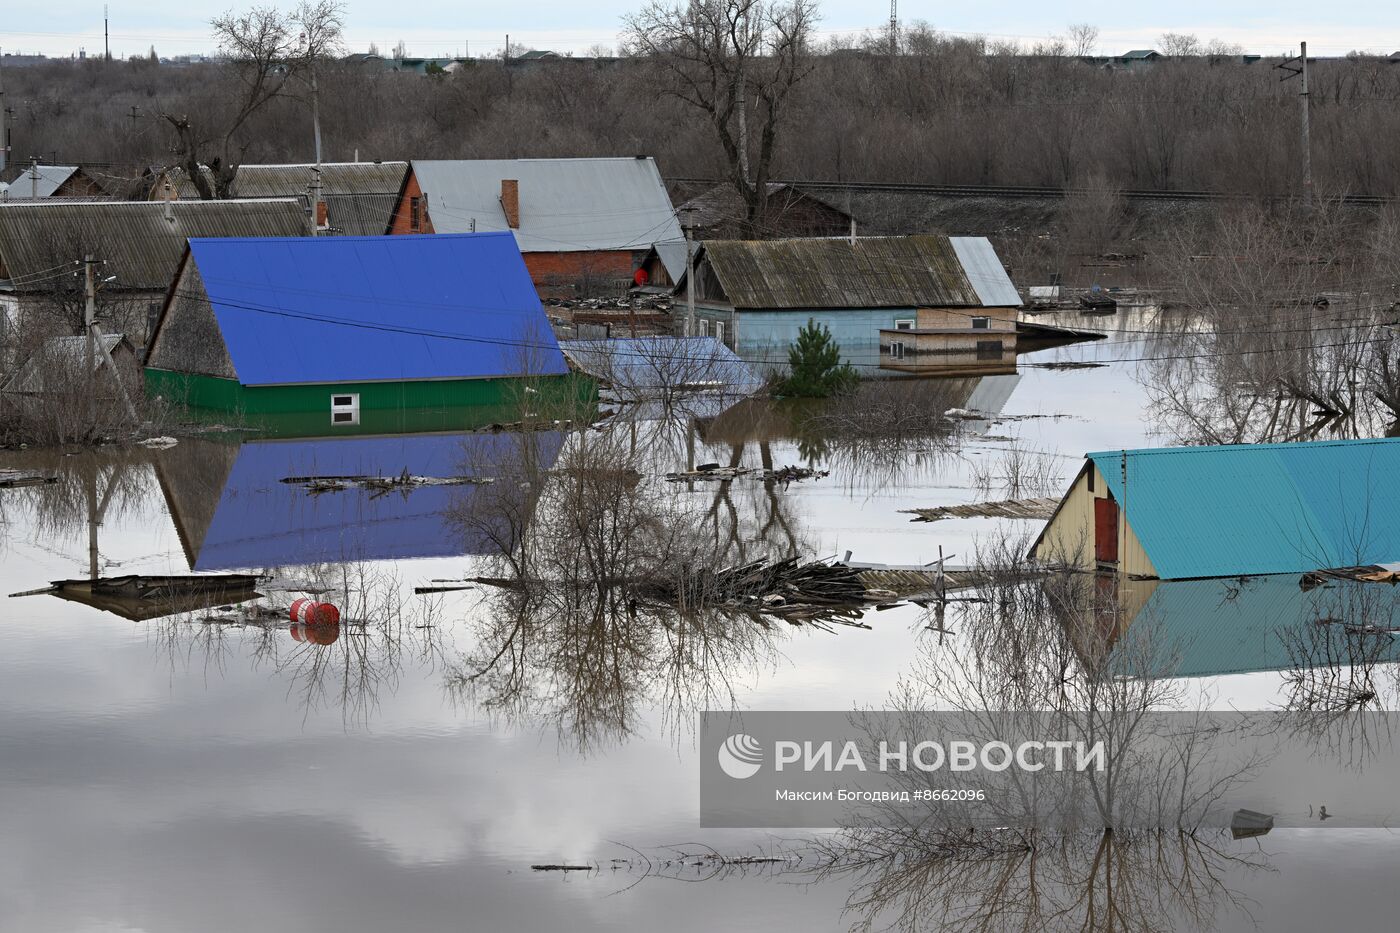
[522,250,638,284]
[387,171,434,235]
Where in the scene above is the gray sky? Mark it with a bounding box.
[1,1,1397,60]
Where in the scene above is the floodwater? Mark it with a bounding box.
[2,308,1398,932]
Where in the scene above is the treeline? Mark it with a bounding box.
[6,34,1400,197]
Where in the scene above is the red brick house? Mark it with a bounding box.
[387,158,686,295]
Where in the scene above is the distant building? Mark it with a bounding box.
[1030,438,1400,580]
[144,233,579,421]
[1114,49,1162,68]
[0,165,108,200]
[388,157,686,296]
[149,161,409,236]
[515,50,561,62]
[0,198,308,356]
[677,182,854,240]
[676,234,1022,375]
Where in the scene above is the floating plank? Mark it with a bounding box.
[0,470,59,489]
[901,497,1060,523]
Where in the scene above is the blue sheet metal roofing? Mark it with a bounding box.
[1089,438,1400,579]
[191,431,564,571]
[186,233,567,387]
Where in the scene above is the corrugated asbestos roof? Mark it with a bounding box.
[1090,438,1400,579]
[698,235,1018,310]
[232,162,409,197]
[411,157,685,274]
[1128,575,1400,678]
[184,432,565,570]
[559,336,761,400]
[0,198,308,290]
[0,165,79,199]
[181,232,568,386]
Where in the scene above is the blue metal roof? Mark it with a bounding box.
[558,337,762,401]
[1126,575,1400,678]
[1089,438,1400,579]
[191,431,563,570]
[186,233,568,387]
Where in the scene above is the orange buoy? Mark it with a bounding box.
[290,598,340,625]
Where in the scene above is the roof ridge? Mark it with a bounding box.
[1086,437,1400,458]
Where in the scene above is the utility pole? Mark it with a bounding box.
[1276,42,1313,208]
[104,5,111,61]
[889,0,898,55]
[681,207,697,337]
[0,47,8,176]
[83,254,139,424]
[308,165,324,235]
[29,157,39,200]
[310,62,323,165]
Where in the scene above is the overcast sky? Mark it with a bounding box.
[2,2,1397,60]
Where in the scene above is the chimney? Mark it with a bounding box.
[316,200,329,228]
[500,179,520,229]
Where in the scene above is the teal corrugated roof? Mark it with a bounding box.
[1089,438,1400,579]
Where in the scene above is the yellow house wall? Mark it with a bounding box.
[914,306,1018,332]
[1034,463,1159,578]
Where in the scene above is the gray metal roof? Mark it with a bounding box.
[1,165,79,199]
[411,157,684,269]
[696,235,1017,310]
[0,199,308,290]
[232,162,409,198]
[950,236,1022,307]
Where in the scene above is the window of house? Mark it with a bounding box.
[410,197,421,231]
[895,318,915,331]
[890,341,905,360]
[331,393,361,426]
[971,316,990,329]
[976,340,1003,360]
[714,320,725,345]
[699,319,710,337]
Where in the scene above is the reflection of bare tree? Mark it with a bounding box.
[806,828,1266,933]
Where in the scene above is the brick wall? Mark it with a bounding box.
[387,171,434,235]
[523,250,638,290]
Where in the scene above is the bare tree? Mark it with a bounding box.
[161,2,345,198]
[624,0,818,233]
[1066,23,1099,58]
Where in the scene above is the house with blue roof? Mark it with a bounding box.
[144,233,588,424]
[1030,438,1400,580]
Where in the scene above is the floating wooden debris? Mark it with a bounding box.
[9,574,263,622]
[413,584,476,595]
[0,469,58,489]
[763,465,829,484]
[901,497,1060,523]
[665,463,828,484]
[282,468,493,496]
[1299,562,1400,591]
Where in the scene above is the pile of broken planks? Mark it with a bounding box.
[665,463,828,484]
[901,496,1060,523]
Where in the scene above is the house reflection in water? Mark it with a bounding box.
[154,430,564,571]
[1072,573,1400,679]
[880,317,1105,377]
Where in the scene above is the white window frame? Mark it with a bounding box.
[699,319,710,337]
[894,318,915,331]
[714,320,725,345]
[330,393,361,426]
[890,341,905,361]
[971,316,991,330]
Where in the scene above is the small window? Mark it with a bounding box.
[895,318,915,331]
[699,319,710,337]
[410,196,421,232]
[976,340,1003,360]
[714,320,725,345]
[331,393,360,426]
[890,341,905,360]
[971,316,991,329]
[1087,468,1096,493]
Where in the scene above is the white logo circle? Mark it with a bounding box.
[718,733,763,779]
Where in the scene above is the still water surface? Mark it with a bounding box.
[2,310,1397,931]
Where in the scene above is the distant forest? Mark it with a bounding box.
[6,35,1400,198]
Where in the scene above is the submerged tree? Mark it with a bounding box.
[777,319,859,397]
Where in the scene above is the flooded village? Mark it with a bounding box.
[4,4,1400,932]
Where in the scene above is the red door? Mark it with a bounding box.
[1094,497,1119,564]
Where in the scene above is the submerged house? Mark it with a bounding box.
[1030,438,1400,580]
[678,235,1022,374]
[388,157,686,294]
[0,198,308,356]
[143,233,576,424]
